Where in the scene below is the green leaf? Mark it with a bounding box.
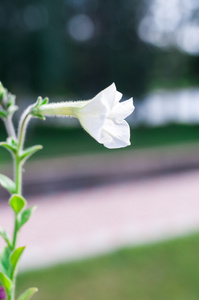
[41,97,49,105]
[17,287,38,300]
[20,145,43,162]
[34,96,42,108]
[0,111,7,118]
[18,206,37,229]
[7,93,16,105]
[0,174,16,194]
[10,247,25,271]
[0,82,5,100]
[0,140,17,155]
[32,113,45,120]
[0,247,12,276]
[9,194,27,214]
[0,271,12,294]
[6,101,13,108]
[0,227,12,249]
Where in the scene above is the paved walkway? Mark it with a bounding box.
[1,168,199,271]
[1,142,199,199]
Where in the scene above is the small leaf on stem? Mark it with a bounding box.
[20,145,43,163]
[0,138,17,155]
[17,287,38,300]
[0,175,16,194]
[0,247,12,277]
[9,195,27,214]
[17,206,37,229]
[0,227,12,249]
[41,97,49,105]
[0,82,5,100]
[0,111,7,118]
[0,272,12,294]
[35,96,43,107]
[10,247,25,272]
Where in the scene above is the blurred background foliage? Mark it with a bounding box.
[0,0,199,100]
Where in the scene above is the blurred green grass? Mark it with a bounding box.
[1,124,199,164]
[18,233,199,300]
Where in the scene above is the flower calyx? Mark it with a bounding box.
[31,96,49,120]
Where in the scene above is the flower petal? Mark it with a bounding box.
[78,101,107,141]
[78,83,119,141]
[114,90,123,104]
[110,98,135,120]
[94,82,118,111]
[100,118,131,148]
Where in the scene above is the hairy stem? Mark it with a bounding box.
[7,160,22,300]
[15,156,22,195]
[4,116,16,140]
[18,107,32,152]
[7,109,32,300]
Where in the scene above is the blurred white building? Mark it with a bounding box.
[130,88,199,126]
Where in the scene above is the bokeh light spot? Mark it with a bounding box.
[23,5,48,32]
[177,24,199,55]
[138,0,199,55]
[68,14,95,42]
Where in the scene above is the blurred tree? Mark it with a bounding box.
[0,0,198,100]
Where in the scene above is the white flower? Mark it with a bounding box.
[37,83,135,149]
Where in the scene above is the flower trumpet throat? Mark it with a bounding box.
[36,83,135,149]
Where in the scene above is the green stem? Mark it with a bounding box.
[4,116,16,140]
[15,156,22,195]
[7,269,16,300]
[8,288,14,300]
[8,110,31,300]
[8,215,18,300]
[18,108,32,152]
[7,160,22,300]
[12,215,19,252]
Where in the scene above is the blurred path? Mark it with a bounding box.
[1,142,199,198]
[1,168,199,271]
